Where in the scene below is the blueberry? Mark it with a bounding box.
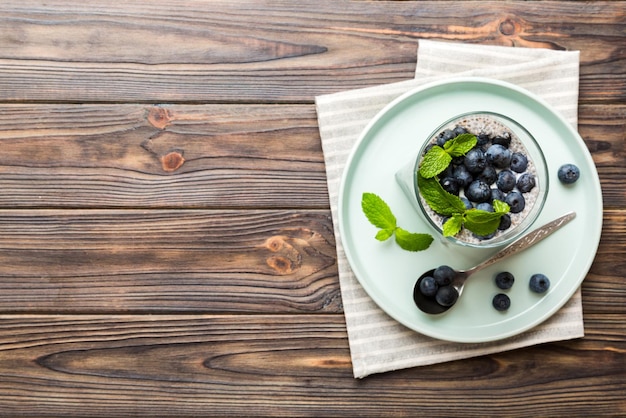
[477,165,497,185]
[495,272,515,289]
[440,176,459,195]
[419,276,438,297]
[492,293,511,311]
[476,202,494,212]
[496,170,517,192]
[505,191,525,213]
[558,163,580,184]
[453,165,474,188]
[510,152,528,173]
[476,133,491,147]
[491,187,505,203]
[466,180,492,203]
[435,285,459,307]
[517,173,536,193]
[460,196,473,210]
[453,125,467,136]
[492,132,512,148]
[464,148,487,174]
[529,273,550,293]
[485,144,512,169]
[437,129,455,147]
[433,265,455,286]
[498,214,512,230]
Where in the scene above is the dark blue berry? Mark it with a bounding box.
[433,265,455,286]
[476,133,491,147]
[492,293,511,311]
[437,129,455,147]
[460,197,473,210]
[517,173,536,193]
[453,125,467,136]
[485,144,512,169]
[466,180,492,203]
[558,163,580,184]
[495,272,515,289]
[492,132,512,148]
[496,170,517,192]
[476,202,494,212]
[440,177,459,195]
[529,274,550,293]
[435,285,459,307]
[498,214,512,230]
[463,148,487,174]
[491,187,505,202]
[453,165,473,188]
[505,191,525,213]
[510,152,528,173]
[477,165,497,185]
[419,276,438,297]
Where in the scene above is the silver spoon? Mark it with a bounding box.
[413,211,576,315]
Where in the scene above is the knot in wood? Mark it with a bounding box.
[147,107,172,130]
[160,151,185,172]
[499,18,517,36]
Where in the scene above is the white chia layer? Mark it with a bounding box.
[418,114,540,245]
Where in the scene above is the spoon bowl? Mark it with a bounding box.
[413,212,576,315]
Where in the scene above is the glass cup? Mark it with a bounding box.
[395,111,548,248]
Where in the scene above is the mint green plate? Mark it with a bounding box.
[338,77,602,343]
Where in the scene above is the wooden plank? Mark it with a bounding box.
[0,209,341,313]
[0,208,623,315]
[0,1,624,103]
[0,314,623,417]
[0,104,329,209]
[0,103,622,209]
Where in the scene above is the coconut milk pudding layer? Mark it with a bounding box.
[418,113,541,245]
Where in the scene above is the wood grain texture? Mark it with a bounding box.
[0,209,340,313]
[0,104,622,209]
[0,1,624,104]
[0,314,623,417]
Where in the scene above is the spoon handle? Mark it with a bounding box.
[466,212,576,275]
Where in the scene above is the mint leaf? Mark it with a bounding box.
[375,229,394,241]
[394,228,434,252]
[361,192,433,252]
[443,133,477,157]
[417,174,467,215]
[361,192,396,231]
[493,199,509,214]
[442,214,464,237]
[419,146,451,178]
[464,209,504,236]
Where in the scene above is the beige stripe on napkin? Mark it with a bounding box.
[316,40,583,379]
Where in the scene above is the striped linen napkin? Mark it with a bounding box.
[315,40,584,378]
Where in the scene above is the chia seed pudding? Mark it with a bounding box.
[416,112,547,247]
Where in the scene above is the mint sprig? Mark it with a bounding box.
[418,174,510,237]
[361,192,433,252]
[419,134,477,178]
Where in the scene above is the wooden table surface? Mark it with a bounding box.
[0,1,624,416]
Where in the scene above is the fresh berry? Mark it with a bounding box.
[460,197,473,210]
[496,170,516,192]
[440,177,459,195]
[491,187,505,202]
[433,265,455,286]
[510,152,528,173]
[558,163,580,184]
[505,191,526,213]
[466,179,492,203]
[453,165,474,188]
[495,271,515,289]
[517,173,536,193]
[436,129,455,147]
[419,276,438,297]
[476,202,494,212]
[435,285,459,307]
[476,133,491,147]
[485,144,512,169]
[477,165,497,185]
[492,132,512,147]
[529,274,550,293]
[492,293,511,311]
[498,214,512,230]
[463,148,487,174]
[453,125,467,136]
